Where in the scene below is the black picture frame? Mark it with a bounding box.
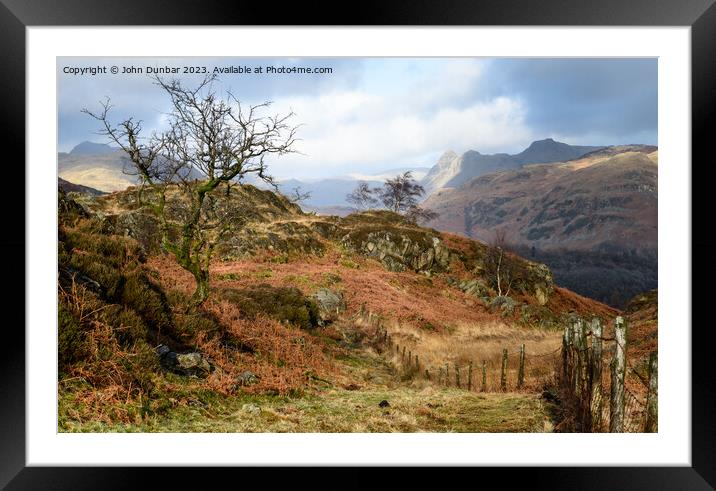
[1,0,713,488]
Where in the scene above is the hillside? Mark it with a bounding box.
[423,146,657,307]
[58,145,137,192]
[58,177,106,196]
[422,138,603,195]
[57,182,619,433]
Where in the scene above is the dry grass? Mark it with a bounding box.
[384,318,561,392]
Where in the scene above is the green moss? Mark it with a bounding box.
[220,285,321,330]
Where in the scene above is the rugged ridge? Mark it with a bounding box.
[423,145,657,307]
[422,139,603,195]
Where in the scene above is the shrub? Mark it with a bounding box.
[58,302,87,373]
[220,285,321,330]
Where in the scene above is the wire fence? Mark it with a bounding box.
[560,316,657,433]
[360,309,562,394]
[359,309,657,433]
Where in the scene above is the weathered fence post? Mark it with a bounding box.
[590,317,604,432]
[415,354,419,370]
[500,348,508,391]
[467,362,473,391]
[562,324,571,385]
[482,360,487,392]
[609,316,628,432]
[645,351,658,433]
[455,364,461,388]
[573,318,585,399]
[425,368,430,380]
[445,363,450,386]
[408,350,412,368]
[517,344,525,390]
[402,346,406,363]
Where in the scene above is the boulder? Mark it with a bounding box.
[312,288,346,324]
[156,344,212,377]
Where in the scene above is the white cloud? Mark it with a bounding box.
[265,88,533,177]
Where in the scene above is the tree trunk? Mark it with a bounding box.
[190,268,210,307]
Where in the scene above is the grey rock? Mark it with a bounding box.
[236,370,260,387]
[342,230,451,274]
[242,403,261,416]
[312,288,346,324]
[156,344,212,377]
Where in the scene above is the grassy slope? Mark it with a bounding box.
[61,349,551,433]
[57,187,618,433]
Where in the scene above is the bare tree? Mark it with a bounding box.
[287,186,312,204]
[83,74,298,306]
[484,229,514,297]
[377,171,426,214]
[346,182,378,210]
[405,205,439,225]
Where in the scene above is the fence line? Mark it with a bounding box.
[358,310,657,433]
[359,309,559,394]
[560,315,657,433]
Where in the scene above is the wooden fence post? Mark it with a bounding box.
[482,360,487,392]
[425,368,430,380]
[500,348,508,391]
[467,362,473,391]
[573,318,585,398]
[408,350,412,368]
[609,316,628,432]
[402,346,406,363]
[517,343,525,389]
[415,354,419,370]
[445,363,450,386]
[562,324,571,385]
[645,351,658,433]
[455,364,461,388]
[590,317,604,431]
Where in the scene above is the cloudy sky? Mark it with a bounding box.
[58,57,657,179]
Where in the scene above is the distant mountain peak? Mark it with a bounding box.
[438,150,458,161]
[422,139,605,196]
[69,141,118,155]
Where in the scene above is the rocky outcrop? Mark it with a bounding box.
[114,210,162,254]
[447,277,491,298]
[312,288,347,324]
[342,228,451,274]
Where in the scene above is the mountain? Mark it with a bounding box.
[58,141,427,203]
[68,141,118,155]
[58,142,137,193]
[423,145,658,307]
[58,142,206,193]
[422,139,603,195]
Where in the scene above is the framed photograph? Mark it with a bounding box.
[3,0,713,487]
